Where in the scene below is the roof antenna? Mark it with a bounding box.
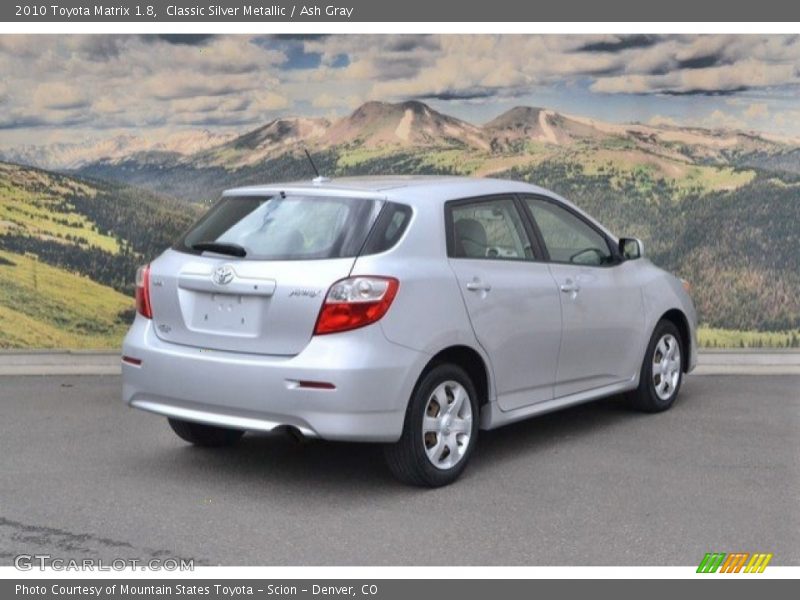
[304,148,319,177]
[304,148,330,184]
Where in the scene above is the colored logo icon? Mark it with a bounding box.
[697,552,773,573]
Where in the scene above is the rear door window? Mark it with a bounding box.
[448,196,534,261]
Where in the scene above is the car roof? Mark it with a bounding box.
[223,175,617,240]
[224,175,551,205]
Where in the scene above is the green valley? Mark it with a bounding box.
[0,249,131,348]
[0,162,197,349]
[3,100,799,348]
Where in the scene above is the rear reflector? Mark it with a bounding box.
[121,356,142,366]
[296,380,336,390]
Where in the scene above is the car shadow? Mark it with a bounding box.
[474,395,635,466]
[135,386,692,496]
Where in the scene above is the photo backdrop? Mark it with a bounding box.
[0,34,798,348]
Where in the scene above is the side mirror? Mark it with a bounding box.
[619,237,644,260]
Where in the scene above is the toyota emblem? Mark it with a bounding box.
[212,265,234,285]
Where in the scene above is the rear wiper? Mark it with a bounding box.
[191,241,247,257]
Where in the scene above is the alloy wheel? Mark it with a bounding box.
[422,380,473,470]
[652,333,681,401]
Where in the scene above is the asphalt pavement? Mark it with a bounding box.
[0,374,798,565]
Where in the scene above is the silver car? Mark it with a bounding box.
[122,176,697,486]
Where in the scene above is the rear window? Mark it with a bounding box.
[175,194,384,260]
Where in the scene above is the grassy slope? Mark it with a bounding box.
[0,163,121,253]
[0,249,131,349]
[0,160,198,349]
[25,129,800,349]
[3,246,794,350]
[335,139,757,196]
[698,326,800,349]
[0,163,133,348]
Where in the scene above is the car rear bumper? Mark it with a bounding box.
[121,317,426,442]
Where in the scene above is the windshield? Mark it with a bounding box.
[175,194,384,260]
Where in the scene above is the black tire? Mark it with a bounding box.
[384,363,479,487]
[628,319,685,413]
[168,418,245,447]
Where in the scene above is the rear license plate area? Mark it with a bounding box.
[189,292,263,336]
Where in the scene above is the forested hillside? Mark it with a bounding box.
[0,162,198,347]
[5,100,800,347]
[498,162,800,333]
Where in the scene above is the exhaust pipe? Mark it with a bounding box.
[283,426,308,445]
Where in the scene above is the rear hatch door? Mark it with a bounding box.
[148,191,383,356]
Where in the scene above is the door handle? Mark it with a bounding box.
[466,280,492,292]
[560,280,580,294]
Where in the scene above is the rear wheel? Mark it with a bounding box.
[384,364,479,487]
[629,320,684,413]
[168,418,245,447]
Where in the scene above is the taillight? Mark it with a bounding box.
[135,264,152,319]
[314,276,399,335]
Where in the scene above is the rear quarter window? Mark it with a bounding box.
[360,202,413,255]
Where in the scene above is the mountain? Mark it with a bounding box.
[484,106,550,146]
[737,147,800,175]
[0,161,198,348]
[71,99,780,203]
[324,100,489,150]
[0,129,236,170]
[484,106,613,148]
[3,99,786,186]
[195,117,330,168]
[4,100,800,342]
[71,100,797,200]
[153,99,491,171]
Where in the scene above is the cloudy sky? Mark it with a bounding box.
[1,34,799,148]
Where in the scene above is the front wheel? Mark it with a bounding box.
[168,418,245,447]
[384,363,479,487]
[628,320,684,413]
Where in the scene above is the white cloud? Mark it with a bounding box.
[249,91,290,112]
[93,96,124,115]
[311,92,361,110]
[33,82,89,110]
[144,71,259,100]
[2,34,800,141]
[743,102,769,120]
[169,95,250,114]
[591,60,797,95]
[774,109,800,130]
[706,109,746,130]
[680,61,795,93]
[647,115,679,127]
[591,75,657,94]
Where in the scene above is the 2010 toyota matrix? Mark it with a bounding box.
[122,176,697,486]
